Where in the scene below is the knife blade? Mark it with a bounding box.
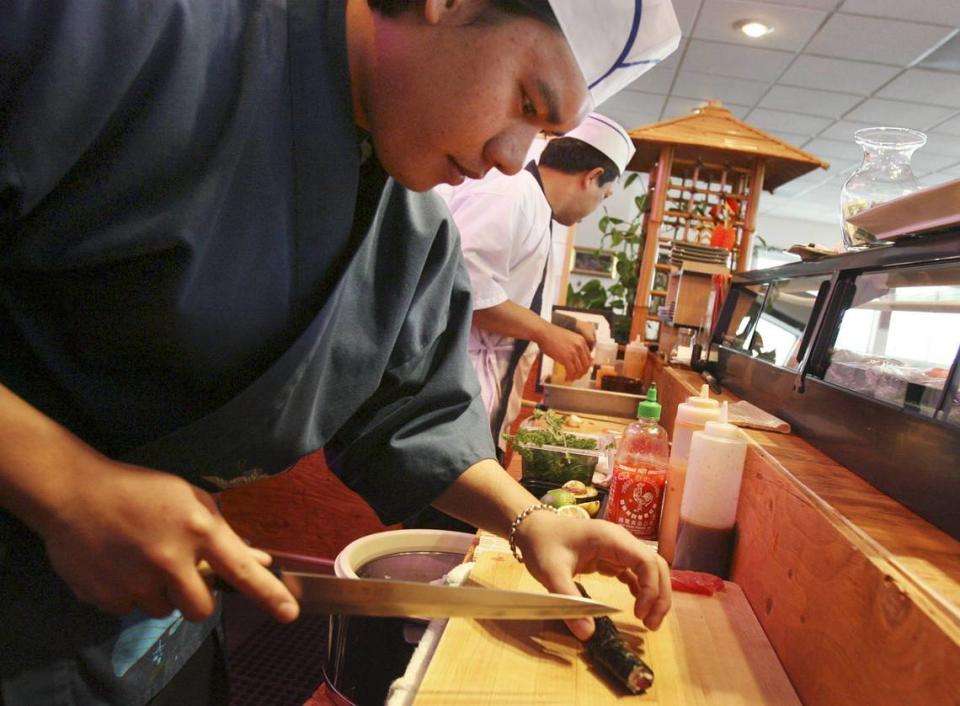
[278,571,620,619]
[202,562,618,619]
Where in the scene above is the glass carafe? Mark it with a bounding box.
[840,127,926,251]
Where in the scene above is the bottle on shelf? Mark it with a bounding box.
[672,402,748,578]
[657,384,721,564]
[593,336,620,389]
[604,385,670,540]
[622,337,648,380]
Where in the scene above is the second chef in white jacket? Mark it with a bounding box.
[441,114,637,452]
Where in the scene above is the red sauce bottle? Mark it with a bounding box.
[605,385,670,540]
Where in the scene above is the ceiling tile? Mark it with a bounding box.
[877,69,960,109]
[930,113,960,136]
[671,71,769,105]
[681,39,794,82]
[744,107,833,135]
[778,56,901,95]
[754,0,838,10]
[660,38,687,72]
[838,0,960,26]
[844,99,957,131]
[824,160,859,176]
[603,91,665,116]
[925,132,960,157]
[692,0,827,52]
[624,68,676,96]
[921,173,960,189]
[911,151,960,175]
[759,85,863,118]
[819,119,876,140]
[671,0,704,35]
[804,137,864,160]
[762,129,812,147]
[806,14,955,66]
[624,39,685,95]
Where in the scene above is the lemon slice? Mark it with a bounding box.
[556,504,590,520]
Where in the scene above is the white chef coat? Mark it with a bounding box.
[440,166,555,448]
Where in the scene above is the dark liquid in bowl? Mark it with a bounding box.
[327,549,468,705]
[357,550,466,582]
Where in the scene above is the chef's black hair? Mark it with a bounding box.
[539,138,621,185]
[368,0,559,28]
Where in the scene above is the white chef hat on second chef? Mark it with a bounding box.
[547,0,682,108]
[563,113,636,176]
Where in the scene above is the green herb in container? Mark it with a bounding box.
[507,410,603,486]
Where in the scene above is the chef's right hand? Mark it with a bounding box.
[35,455,300,623]
[539,324,593,380]
[0,384,298,621]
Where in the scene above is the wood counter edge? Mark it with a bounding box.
[655,361,960,706]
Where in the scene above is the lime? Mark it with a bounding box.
[540,488,576,508]
[557,504,590,520]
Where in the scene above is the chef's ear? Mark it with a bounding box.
[584,167,606,188]
[424,0,483,26]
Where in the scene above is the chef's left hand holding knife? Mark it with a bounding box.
[0,384,299,624]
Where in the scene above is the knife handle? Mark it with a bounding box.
[197,559,283,592]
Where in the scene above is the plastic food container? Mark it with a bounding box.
[513,419,615,486]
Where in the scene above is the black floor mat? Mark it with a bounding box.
[227,614,329,706]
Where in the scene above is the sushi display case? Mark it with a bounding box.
[708,228,960,539]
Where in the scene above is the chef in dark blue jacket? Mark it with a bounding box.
[0,0,680,703]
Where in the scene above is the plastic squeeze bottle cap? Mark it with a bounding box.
[701,401,743,441]
[675,383,721,425]
[636,384,662,421]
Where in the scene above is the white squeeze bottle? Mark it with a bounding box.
[672,402,748,578]
[622,337,647,379]
[658,384,720,564]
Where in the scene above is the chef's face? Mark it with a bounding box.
[552,169,616,227]
[355,0,591,191]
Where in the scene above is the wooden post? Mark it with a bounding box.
[630,144,674,342]
[555,224,577,306]
[736,159,766,272]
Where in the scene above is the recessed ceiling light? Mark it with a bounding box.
[734,19,774,38]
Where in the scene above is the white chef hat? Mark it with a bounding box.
[563,113,636,176]
[548,0,682,108]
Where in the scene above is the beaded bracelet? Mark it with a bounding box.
[508,503,559,563]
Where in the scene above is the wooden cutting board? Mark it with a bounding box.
[414,552,800,705]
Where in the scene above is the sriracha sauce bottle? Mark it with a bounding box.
[605,385,670,540]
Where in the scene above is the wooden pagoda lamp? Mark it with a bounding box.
[624,100,829,346]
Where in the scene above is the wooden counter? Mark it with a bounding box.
[653,360,960,705]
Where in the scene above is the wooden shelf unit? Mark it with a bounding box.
[623,101,829,344]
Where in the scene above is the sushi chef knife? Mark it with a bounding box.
[202,563,619,619]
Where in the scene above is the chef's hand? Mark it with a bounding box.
[538,325,593,380]
[513,510,671,640]
[0,383,297,623]
[573,319,597,349]
[36,456,300,623]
